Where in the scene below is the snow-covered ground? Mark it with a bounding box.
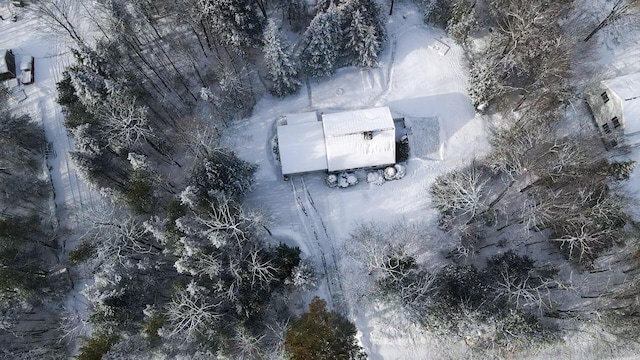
[0,5,99,351]
[224,2,489,358]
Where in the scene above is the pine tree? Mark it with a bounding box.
[314,0,332,13]
[345,9,380,68]
[285,297,366,360]
[263,20,301,97]
[300,5,343,78]
[340,0,387,44]
[199,0,264,50]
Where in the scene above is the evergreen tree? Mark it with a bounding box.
[285,297,366,360]
[314,0,332,13]
[200,0,264,50]
[340,0,387,44]
[300,5,343,78]
[345,9,380,68]
[263,19,302,97]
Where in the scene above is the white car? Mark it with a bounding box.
[20,55,34,84]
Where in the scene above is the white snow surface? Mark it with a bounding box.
[224,2,489,358]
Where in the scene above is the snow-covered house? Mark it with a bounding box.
[277,107,396,176]
[0,49,16,81]
[587,72,640,148]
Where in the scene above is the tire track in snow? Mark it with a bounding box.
[291,176,346,313]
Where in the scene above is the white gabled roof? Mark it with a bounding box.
[604,72,640,135]
[325,131,396,172]
[277,121,327,175]
[322,107,395,137]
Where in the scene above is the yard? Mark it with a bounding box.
[223,2,490,357]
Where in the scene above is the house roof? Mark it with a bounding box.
[277,121,328,175]
[325,130,396,172]
[277,107,397,175]
[322,107,395,137]
[603,72,640,135]
[322,107,396,172]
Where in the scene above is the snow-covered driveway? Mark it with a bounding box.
[0,8,98,232]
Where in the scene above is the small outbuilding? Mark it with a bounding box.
[0,49,16,81]
[277,107,396,177]
[587,72,640,148]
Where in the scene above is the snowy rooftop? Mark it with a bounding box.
[325,131,396,172]
[322,107,395,137]
[277,121,328,175]
[603,72,640,135]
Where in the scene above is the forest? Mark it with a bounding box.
[1,0,640,358]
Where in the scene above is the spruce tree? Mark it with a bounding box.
[300,5,343,78]
[285,297,366,360]
[200,0,264,50]
[345,9,380,67]
[263,20,302,97]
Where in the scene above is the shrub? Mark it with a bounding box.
[396,141,409,162]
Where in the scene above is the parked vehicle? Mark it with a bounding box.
[20,55,33,84]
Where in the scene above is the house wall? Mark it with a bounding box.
[0,51,16,81]
[587,84,624,147]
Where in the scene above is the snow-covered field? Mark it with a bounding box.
[224,3,490,357]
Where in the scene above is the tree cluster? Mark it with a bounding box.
[0,112,67,358]
[427,0,573,110]
[346,222,557,353]
[299,0,387,77]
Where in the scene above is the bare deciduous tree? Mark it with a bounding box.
[164,283,222,343]
[584,0,640,41]
[431,161,490,219]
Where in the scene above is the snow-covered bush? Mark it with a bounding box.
[337,172,358,188]
[326,174,338,187]
[468,58,504,110]
[287,259,317,290]
[394,164,406,179]
[383,166,397,180]
[367,170,385,185]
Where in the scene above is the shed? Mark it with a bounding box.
[587,72,640,148]
[0,49,16,81]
